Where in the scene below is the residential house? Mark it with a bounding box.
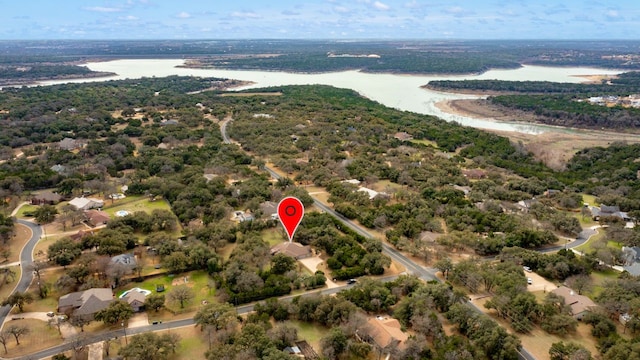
[160,119,179,126]
[109,253,137,273]
[30,191,62,205]
[50,164,67,174]
[622,246,640,276]
[551,286,597,320]
[259,201,279,220]
[57,288,114,321]
[123,291,146,312]
[590,205,630,222]
[358,187,381,200]
[342,179,361,185]
[517,198,538,212]
[85,210,110,227]
[283,346,302,357]
[232,210,254,223]
[543,189,561,197]
[393,132,413,141]
[270,242,312,260]
[68,197,104,211]
[419,231,442,243]
[58,138,83,151]
[357,317,408,357]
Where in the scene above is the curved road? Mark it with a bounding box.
[0,219,42,328]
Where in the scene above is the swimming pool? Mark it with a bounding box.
[115,210,130,217]
[119,287,151,298]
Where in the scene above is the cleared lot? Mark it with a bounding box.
[526,271,558,293]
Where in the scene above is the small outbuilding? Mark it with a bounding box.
[69,197,104,211]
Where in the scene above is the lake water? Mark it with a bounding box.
[40,59,623,134]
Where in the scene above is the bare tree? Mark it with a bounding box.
[0,331,9,354]
[29,261,47,282]
[70,315,91,332]
[0,247,10,262]
[5,324,29,345]
[167,285,194,309]
[48,316,64,334]
[132,258,145,280]
[67,334,88,360]
[565,275,593,295]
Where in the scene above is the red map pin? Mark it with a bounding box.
[277,196,305,242]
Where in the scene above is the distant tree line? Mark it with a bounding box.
[427,71,640,94]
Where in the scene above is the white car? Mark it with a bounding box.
[527,278,533,285]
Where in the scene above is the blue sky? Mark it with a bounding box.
[1,0,639,40]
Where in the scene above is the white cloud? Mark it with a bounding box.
[176,12,191,19]
[606,10,619,18]
[230,11,262,19]
[405,1,420,8]
[445,6,465,15]
[84,6,122,13]
[374,1,390,10]
[334,6,350,13]
[120,15,139,21]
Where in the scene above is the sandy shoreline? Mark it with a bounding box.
[435,98,640,170]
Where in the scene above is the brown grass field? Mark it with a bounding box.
[0,318,63,357]
[2,222,31,264]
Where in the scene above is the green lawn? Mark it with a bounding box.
[410,139,438,148]
[574,229,605,253]
[263,228,286,247]
[285,319,330,349]
[589,268,620,298]
[374,179,403,192]
[14,204,39,218]
[572,212,597,227]
[117,270,215,314]
[581,194,598,207]
[102,195,173,216]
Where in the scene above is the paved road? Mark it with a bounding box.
[0,220,42,329]
[14,279,383,360]
[538,226,599,254]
